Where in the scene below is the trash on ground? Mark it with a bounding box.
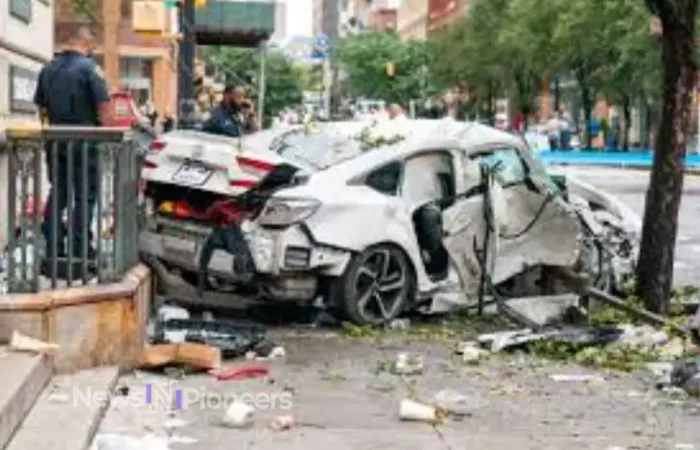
[455,341,488,364]
[389,318,410,330]
[9,330,59,354]
[153,317,265,358]
[433,389,485,416]
[478,326,623,353]
[162,418,188,429]
[670,356,700,397]
[92,433,171,450]
[167,435,198,445]
[140,343,222,371]
[549,374,605,383]
[269,414,295,430]
[394,352,424,375]
[245,340,285,360]
[157,304,190,322]
[398,398,437,422]
[647,362,674,386]
[212,362,270,381]
[222,401,255,428]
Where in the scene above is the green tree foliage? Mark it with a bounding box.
[202,47,304,126]
[337,31,441,104]
[431,0,660,135]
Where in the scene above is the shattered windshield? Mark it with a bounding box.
[273,130,372,171]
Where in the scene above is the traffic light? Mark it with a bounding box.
[386,61,395,78]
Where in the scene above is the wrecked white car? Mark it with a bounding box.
[139,119,640,324]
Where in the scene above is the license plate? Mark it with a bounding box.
[172,161,212,186]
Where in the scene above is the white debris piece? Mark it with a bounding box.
[222,402,255,428]
[398,398,437,422]
[269,346,286,359]
[389,319,410,330]
[92,434,170,450]
[157,305,190,322]
[550,374,605,383]
[394,352,424,375]
[455,341,488,364]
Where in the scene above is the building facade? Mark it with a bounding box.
[55,0,177,116]
[0,0,55,246]
[396,0,428,40]
[0,0,54,129]
[427,0,466,36]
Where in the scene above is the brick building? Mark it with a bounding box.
[54,0,177,116]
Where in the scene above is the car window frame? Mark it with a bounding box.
[399,149,457,203]
[467,145,530,188]
[362,159,404,196]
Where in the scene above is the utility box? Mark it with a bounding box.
[132,1,169,35]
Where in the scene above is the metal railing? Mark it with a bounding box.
[2,126,142,293]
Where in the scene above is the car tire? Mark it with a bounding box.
[337,244,416,325]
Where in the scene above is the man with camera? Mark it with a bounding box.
[202,85,260,137]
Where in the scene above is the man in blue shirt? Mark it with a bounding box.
[202,85,260,137]
[33,26,111,264]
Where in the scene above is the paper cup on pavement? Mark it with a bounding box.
[222,402,255,428]
[399,399,437,422]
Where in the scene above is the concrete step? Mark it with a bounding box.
[0,347,53,450]
[6,366,119,450]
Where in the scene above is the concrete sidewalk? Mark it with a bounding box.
[95,331,700,449]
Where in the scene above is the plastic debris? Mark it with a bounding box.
[154,318,265,357]
[9,331,59,354]
[157,305,190,322]
[213,363,269,381]
[550,374,605,383]
[269,414,295,430]
[389,319,410,330]
[455,341,487,364]
[92,434,170,450]
[398,398,437,422]
[394,352,424,375]
[222,402,255,428]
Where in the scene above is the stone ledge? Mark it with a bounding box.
[0,350,53,449]
[0,264,152,373]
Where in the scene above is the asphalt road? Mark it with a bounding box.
[554,166,700,286]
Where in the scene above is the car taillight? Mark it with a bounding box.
[236,156,275,176]
[149,140,166,152]
[229,179,257,188]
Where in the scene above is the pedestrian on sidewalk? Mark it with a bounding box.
[33,25,112,264]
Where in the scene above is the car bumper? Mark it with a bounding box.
[139,220,352,280]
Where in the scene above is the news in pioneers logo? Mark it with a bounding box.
[71,381,293,411]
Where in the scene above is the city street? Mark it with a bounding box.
[92,166,700,449]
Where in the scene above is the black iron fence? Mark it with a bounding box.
[1,126,144,293]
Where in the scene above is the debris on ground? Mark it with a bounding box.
[502,294,580,327]
[212,362,270,381]
[221,401,255,428]
[455,341,488,364]
[398,398,438,422]
[389,318,411,330]
[668,356,700,397]
[433,389,486,417]
[91,433,171,450]
[9,330,59,354]
[140,343,221,371]
[152,315,266,357]
[549,374,605,383]
[269,414,295,430]
[157,304,190,322]
[245,339,286,360]
[394,352,424,375]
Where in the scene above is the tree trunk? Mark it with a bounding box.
[576,69,593,149]
[636,2,697,314]
[622,97,631,152]
[554,76,561,113]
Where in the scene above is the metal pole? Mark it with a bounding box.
[178,0,197,129]
[323,0,340,118]
[258,42,267,126]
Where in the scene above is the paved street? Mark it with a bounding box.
[93,166,700,450]
[555,166,700,286]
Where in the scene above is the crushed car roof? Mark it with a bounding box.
[266,119,528,175]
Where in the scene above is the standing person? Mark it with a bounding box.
[202,85,260,137]
[33,25,112,265]
[162,110,175,133]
